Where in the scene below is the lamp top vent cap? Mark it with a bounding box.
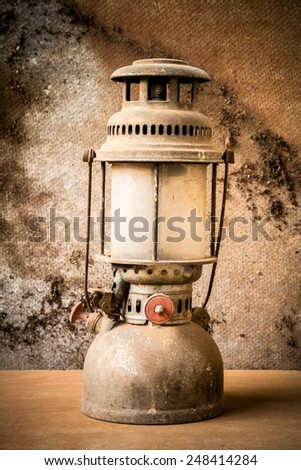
[110,58,211,83]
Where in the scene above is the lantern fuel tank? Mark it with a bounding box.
[70,58,233,424]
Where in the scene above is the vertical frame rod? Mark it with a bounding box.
[210,163,217,256]
[100,162,106,255]
[152,163,159,261]
[83,149,96,313]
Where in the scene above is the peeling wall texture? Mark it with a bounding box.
[1,0,301,370]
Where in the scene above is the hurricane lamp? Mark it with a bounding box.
[70,58,233,424]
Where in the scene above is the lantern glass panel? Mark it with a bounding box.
[110,162,206,261]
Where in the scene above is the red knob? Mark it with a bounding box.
[145,294,174,325]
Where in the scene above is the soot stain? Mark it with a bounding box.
[0,10,15,35]
[1,277,77,350]
[2,154,30,202]
[1,1,74,145]
[1,29,31,142]
[275,312,299,349]
[2,145,53,277]
[218,95,249,147]
[1,29,42,143]
[1,2,58,277]
[57,2,96,29]
[270,199,284,219]
[46,276,64,309]
[252,131,297,204]
[203,81,300,229]
[0,218,12,243]
[235,130,299,222]
[57,0,171,57]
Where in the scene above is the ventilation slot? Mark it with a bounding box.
[107,123,212,137]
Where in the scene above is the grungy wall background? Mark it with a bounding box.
[1,0,301,370]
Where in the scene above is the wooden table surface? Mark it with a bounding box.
[0,370,300,450]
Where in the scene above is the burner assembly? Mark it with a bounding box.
[70,58,234,424]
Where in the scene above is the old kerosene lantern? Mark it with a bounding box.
[70,58,233,424]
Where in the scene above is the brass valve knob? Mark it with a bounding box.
[69,302,103,333]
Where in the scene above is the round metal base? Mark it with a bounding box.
[81,322,225,424]
[81,400,225,425]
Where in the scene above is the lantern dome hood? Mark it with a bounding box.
[111,58,211,83]
[97,58,222,164]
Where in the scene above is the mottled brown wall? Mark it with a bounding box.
[1,0,300,370]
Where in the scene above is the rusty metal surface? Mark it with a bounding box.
[81,322,225,424]
[111,58,211,82]
[115,264,203,285]
[124,283,193,325]
[106,256,217,265]
[97,59,223,163]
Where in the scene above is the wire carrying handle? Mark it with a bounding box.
[82,149,96,313]
[82,148,232,312]
[202,149,233,309]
